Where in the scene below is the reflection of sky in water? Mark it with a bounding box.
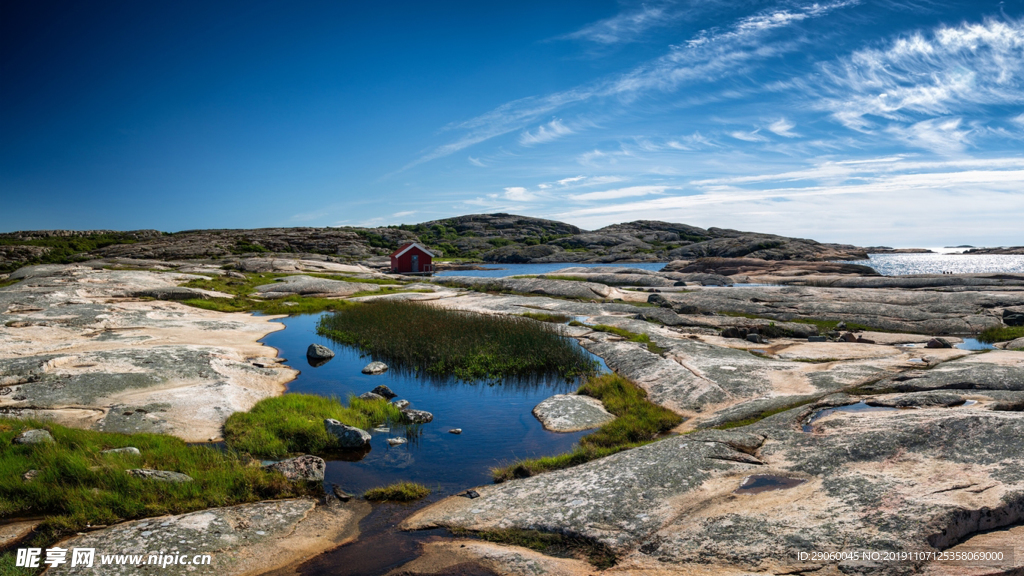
[435,261,667,278]
[840,254,1024,276]
[260,312,604,495]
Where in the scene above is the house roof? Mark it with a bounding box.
[390,242,436,259]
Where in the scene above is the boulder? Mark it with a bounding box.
[126,469,193,483]
[1005,337,1024,351]
[927,337,953,349]
[1005,309,1024,327]
[392,399,410,409]
[532,394,616,432]
[264,455,326,482]
[387,437,407,446]
[400,409,434,424]
[449,429,462,434]
[307,344,335,360]
[362,362,389,375]
[370,384,396,398]
[358,392,385,401]
[12,429,54,445]
[745,333,763,344]
[808,335,827,342]
[324,419,371,448]
[102,446,140,455]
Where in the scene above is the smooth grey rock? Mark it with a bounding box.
[429,275,615,300]
[745,333,763,343]
[927,337,953,348]
[264,455,326,482]
[358,391,385,401]
[808,335,827,342]
[371,384,396,398]
[1005,337,1024,350]
[132,287,210,301]
[324,419,371,448]
[12,429,54,445]
[362,362,389,375]
[256,275,385,299]
[532,394,615,432]
[307,344,335,360]
[401,409,434,424]
[449,428,462,434]
[387,437,407,446]
[101,446,140,455]
[126,469,193,483]
[392,399,410,409]
[1004,309,1024,326]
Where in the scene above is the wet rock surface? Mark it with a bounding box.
[532,394,615,432]
[48,498,365,576]
[324,419,372,448]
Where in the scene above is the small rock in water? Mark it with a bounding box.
[807,335,827,342]
[371,384,397,399]
[12,429,54,445]
[372,427,390,433]
[331,484,353,502]
[306,344,335,360]
[102,446,141,456]
[264,455,326,482]
[358,391,385,401]
[126,469,194,483]
[927,337,953,349]
[392,399,410,409]
[401,409,434,424]
[324,419,372,448]
[387,437,407,446]
[361,361,389,375]
[448,428,462,434]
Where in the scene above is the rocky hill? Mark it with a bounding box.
[0,214,870,273]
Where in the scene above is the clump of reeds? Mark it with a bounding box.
[316,301,597,380]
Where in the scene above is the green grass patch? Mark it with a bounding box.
[978,325,1024,344]
[520,311,571,323]
[0,232,143,274]
[458,527,616,569]
[176,271,408,315]
[0,418,314,547]
[0,278,20,289]
[718,311,885,333]
[363,481,430,502]
[589,324,668,354]
[492,373,681,482]
[317,301,597,381]
[223,394,402,459]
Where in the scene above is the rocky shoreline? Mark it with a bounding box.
[3,253,1024,576]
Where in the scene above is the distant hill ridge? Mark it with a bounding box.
[0,213,869,273]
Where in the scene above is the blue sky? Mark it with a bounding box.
[2,0,1023,246]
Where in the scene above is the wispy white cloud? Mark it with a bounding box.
[467,156,486,167]
[728,129,767,142]
[815,18,1024,135]
[767,118,798,137]
[502,186,538,201]
[569,185,671,201]
[519,119,575,145]
[406,1,853,167]
[392,210,416,218]
[560,3,679,45]
[885,117,974,153]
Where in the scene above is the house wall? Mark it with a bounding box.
[391,247,432,272]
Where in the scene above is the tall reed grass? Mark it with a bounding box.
[317,301,598,380]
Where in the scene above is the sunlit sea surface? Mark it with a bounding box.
[841,253,1024,276]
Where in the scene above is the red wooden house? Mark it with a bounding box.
[390,242,435,274]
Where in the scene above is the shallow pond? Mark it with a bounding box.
[261,312,604,496]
